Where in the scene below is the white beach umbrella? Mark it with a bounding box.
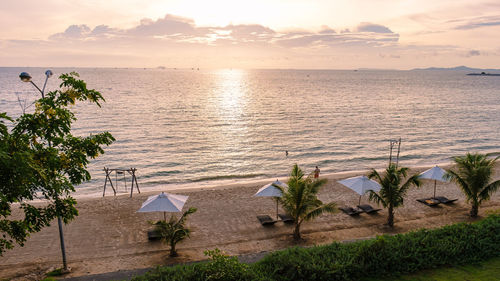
[338,175,382,205]
[254,180,288,219]
[418,165,448,198]
[137,192,188,220]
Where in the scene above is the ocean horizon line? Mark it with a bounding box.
[2,65,499,71]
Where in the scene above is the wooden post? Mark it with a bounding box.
[127,168,140,197]
[389,141,394,165]
[396,138,401,167]
[103,167,107,197]
[123,171,127,192]
[130,170,134,198]
[133,168,140,194]
[103,167,116,197]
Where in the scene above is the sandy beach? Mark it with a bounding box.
[1,164,499,280]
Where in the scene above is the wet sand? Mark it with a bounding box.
[1,165,499,280]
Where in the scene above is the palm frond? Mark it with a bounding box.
[368,169,382,183]
[303,202,337,222]
[446,169,474,201]
[368,190,386,207]
[478,179,500,203]
[398,174,421,197]
[485,152,500,160]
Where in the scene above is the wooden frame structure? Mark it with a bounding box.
[103,167,140,197]
[389,138,402,167]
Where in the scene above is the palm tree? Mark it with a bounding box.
[368,163,421,227]
[277,164,337,240]
[445,153,500,217]
[152,207,197,257]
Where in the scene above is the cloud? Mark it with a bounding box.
[217,24,275,43]
[466,50,480,57]
[357,23,394,33]
[42,15,401,51]
[49,24,91,39]
[319,25,336,34]
[91,25,119,37]
[129,14,197,36]
[8,13,483,69]
[456,20,500,30]
[379,53,401,59]
[275,32,399,48]
[433,15,500,30]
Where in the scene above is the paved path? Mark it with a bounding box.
[61,237,376,281]
[62,251,271,281]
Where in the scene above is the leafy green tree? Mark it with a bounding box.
[0,113,42,253]
[153,207,197,257]
[277,164,336,240]
[445,153,500,217]
[368,163,421,227]
[0,72,114,255]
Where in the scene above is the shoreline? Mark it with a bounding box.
[2,162,498,280]
[74,162,455,199]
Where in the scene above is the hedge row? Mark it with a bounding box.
[132,214,500,281]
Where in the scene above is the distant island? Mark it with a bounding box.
[412,66,500,76]
[412,65,500,72]
[466,72,500,76]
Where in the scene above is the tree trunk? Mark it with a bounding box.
[293,223,301,240]
[470,203,479,217]
[387,205,394,227]
[169,240,178,257]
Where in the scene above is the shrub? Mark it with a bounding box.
[132,248,267,281]
[255,214,500,280]
[152,207,197,257]
[133,215,500,281]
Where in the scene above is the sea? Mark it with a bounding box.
[1,67,500,196]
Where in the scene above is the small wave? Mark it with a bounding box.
[342,155,388,162]
[189,173,267,182]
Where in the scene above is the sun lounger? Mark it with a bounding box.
[434,196,458,204]
[257,215,277,226]
[417,198,440,206]
[339,206,363,216]
[147,229,162,241]
[278,213,294,223]
[357,204,381,214]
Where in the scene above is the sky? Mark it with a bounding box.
[1,0,499,69]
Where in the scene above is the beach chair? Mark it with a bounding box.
[278,213,295,224]
[339,206,363,216]
[257,215,277,226]
[357,204,381,214]
[416,198,440,206]
[434,196,458,204]
[147,229,162,241]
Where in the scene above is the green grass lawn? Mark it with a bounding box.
[363,257,500,281]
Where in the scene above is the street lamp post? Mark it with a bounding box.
[19,70,68,272]
[19,70,53,98]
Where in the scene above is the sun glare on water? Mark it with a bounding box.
[216,69,247,113]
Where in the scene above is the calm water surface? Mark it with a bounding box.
[1,68,499,195]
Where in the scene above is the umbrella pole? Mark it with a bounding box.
[164,212,166,221]
[359,195,361,206]
[276,198,279,220]
[433,180,436,198]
